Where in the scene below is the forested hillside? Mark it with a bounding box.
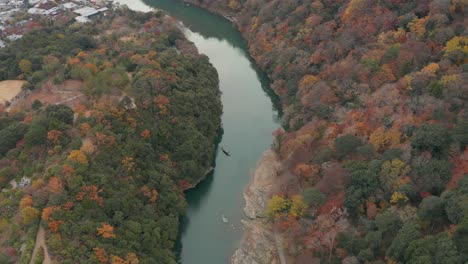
[188,0,467,263]
[0,8,221,264]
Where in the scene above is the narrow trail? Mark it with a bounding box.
[29,224,52,264]
[55,94,84,105]
[273,227,287,264]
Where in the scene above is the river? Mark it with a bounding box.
[114,1,281,263]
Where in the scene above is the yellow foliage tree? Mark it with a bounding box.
[67,150,89,165]
[408,16,428,37]
[390,191,409,205]
[265,195,290,219]
[21,206,40,225]
[342,0,367,21]
[31,179,45,189]
[370,127,386,151]
[444,36,468,56]
[289,195,308,218]
[385,126,401,147]
[300,74,320,88]
[380,159,410,193]
[19,59,32,74]
[122,157,136,172]
[370,126,401,151]
[228,0,240,10]
[440,74,461,86]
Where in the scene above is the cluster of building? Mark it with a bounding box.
[0,0,115,48]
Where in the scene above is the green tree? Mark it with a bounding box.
[418,196,447,229]
[411,157,452,194]
[453,216,468,261]
[442,177,468,224]
[405,236,434,264]
[376,209,402,243]
[387,222,422,261]
[411,123,451,156]
[405,234,463,264]
[302,188,327,208]
[334,134,363,159]
[46,104,74,125]
[434,233,463,264]
[452,120,468,150]
[0,122,29,155]
[344,169,379,216]
[24,117,48,148]
[32,100,43,110]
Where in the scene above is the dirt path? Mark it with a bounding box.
[30,225,52,264]
[55,94,84,105]
[273,227,287,264]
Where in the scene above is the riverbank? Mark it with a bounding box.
[232,150,283,264]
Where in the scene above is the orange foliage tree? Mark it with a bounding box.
[42,206,61,221]
[48,220,64,232]
[19,195,33,209]
[76,185,104,207]
[47,130,62,145]
[141,185,158,203]
[94,247,108,263]
[153,95,170,115]
[140,129,151,139]
[97,223,116,239]
[48,176,63,194]
[80,122,91,137]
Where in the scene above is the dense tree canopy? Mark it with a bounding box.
[185,0,468,262]
[0,8,221,264]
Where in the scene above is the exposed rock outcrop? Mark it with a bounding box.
[232,150,282,264]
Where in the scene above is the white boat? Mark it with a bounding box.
[222,215,229,223]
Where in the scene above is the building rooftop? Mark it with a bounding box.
[75,15,90,23]
[74,6,103,17]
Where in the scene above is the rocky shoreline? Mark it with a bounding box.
[231,150,282,264]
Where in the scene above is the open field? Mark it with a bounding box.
[0,80,25,103]
[9,80,86,112]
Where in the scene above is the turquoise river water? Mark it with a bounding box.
[114,1,281,262]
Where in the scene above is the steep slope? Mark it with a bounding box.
[187,0,467,263]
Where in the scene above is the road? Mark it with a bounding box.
[29,225,51,264]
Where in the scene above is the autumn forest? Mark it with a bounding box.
[0,0,467,264]
[186,0,467,263]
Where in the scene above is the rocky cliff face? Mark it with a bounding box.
[232,150,282,264]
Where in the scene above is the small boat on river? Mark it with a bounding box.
[221,146,231,156]
[222,215,229,223]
